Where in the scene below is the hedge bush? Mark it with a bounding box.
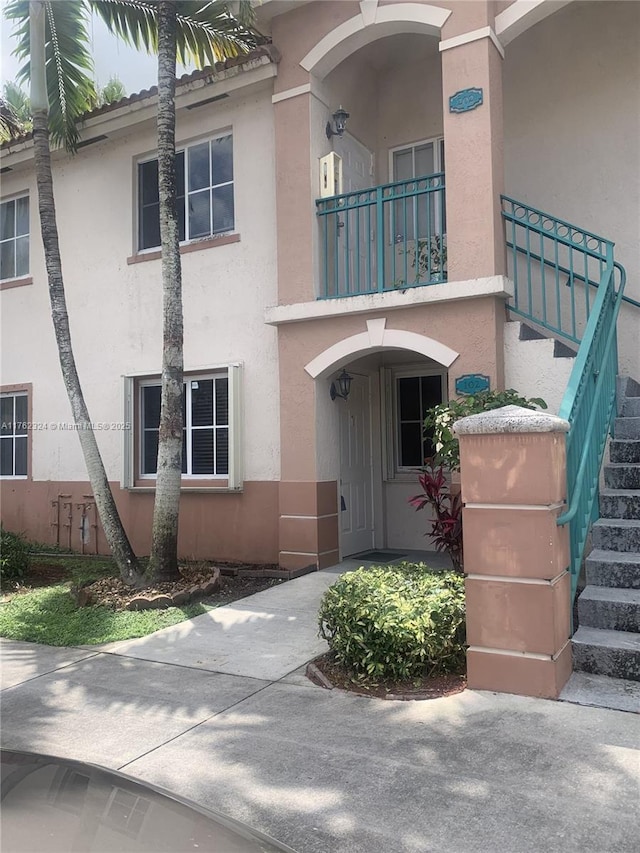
[318,563,465,681]
[0,527,30,586]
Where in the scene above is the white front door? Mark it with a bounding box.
[333,134,374,295]
[339,375,374,556]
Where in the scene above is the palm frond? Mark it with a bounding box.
[4,0,97,151]
[91,0,260,69]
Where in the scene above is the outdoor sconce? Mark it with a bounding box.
[330,369,353,401]
[326,105,350,139]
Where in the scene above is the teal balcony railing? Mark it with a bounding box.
[501,195,629,608]
[316,173,446,299]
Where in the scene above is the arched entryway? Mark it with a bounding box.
[305,319,459,558]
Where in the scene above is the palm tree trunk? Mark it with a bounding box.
[29,1,142,587]
[147,0,184,583]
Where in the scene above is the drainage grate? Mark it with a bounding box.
[350,550,407,563]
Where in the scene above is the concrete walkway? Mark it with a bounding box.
[1,563,639,853]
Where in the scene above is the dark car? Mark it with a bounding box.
[1,749,297,853]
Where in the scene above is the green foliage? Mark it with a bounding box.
[0,528,30,586]
[0,80,32,142]
[425,389,548,472]
[5,0,98,150]
[411,235,447,282]
[91,0,260,68]
[3,1,260,152]
[96,75,126,106]
[0,583,212,646]
[318,564,466,682]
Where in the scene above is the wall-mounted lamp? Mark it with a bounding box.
[330,369,353,401]
[326,105,350,140]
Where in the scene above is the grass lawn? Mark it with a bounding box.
[0,553,214,647]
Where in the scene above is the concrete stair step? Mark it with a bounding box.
[614,417,640,439]
[603,463,640,490]
[586,550,640,589]
[622,397,640,417]
[610,439,640,464]
[599,489,640,520]
[560,671,640,714]
[578,586,640,632]
[572,626,640,681]
[592,518,640,552]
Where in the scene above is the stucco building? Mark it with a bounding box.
[1,0,638,574]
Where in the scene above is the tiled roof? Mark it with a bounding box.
[1,44,278,150]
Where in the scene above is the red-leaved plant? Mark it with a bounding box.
[408,466,463,573]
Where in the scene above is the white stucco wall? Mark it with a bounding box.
[503,321,574,415]
[504,0,640,378]
[0,84,280,483]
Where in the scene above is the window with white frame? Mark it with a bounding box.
[137,134,234,251]
[140,375,229,477]
[123,365,242,488]
[387,368,446,473]
[390,137,445,240]
[0,195,29,281]
[1,392,28,477]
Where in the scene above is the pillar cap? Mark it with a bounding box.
[453,405,570,436]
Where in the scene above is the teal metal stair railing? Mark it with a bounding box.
[557,261,626,602]
[501,196,628,603]
[316,173,446,299]
[501,196,616,345]
[502,196,628,600]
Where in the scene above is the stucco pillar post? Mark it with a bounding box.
[440,7,505,281]
[454,405,572,699]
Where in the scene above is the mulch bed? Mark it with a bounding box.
[308,652,466,701]
[78,565,286,610]
[2,559,285,611]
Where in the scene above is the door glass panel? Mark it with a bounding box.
[392,149,412,182]
[415,143,435,178]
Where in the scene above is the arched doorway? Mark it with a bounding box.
[305,319,458,557]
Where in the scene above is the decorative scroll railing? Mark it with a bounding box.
[316,173,446,299]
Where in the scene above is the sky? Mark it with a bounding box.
[1,6,195,96]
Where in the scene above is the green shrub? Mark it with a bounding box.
[0,527,30,586]
[425,389,547,471]
[318,563,466,681]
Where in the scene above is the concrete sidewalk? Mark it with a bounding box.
[1,564,639,853]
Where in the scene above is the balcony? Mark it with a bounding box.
[316,173,446,300]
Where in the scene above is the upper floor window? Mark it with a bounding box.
[0,195,29,281]
[1,391,28,477]
[137,134,234,251]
